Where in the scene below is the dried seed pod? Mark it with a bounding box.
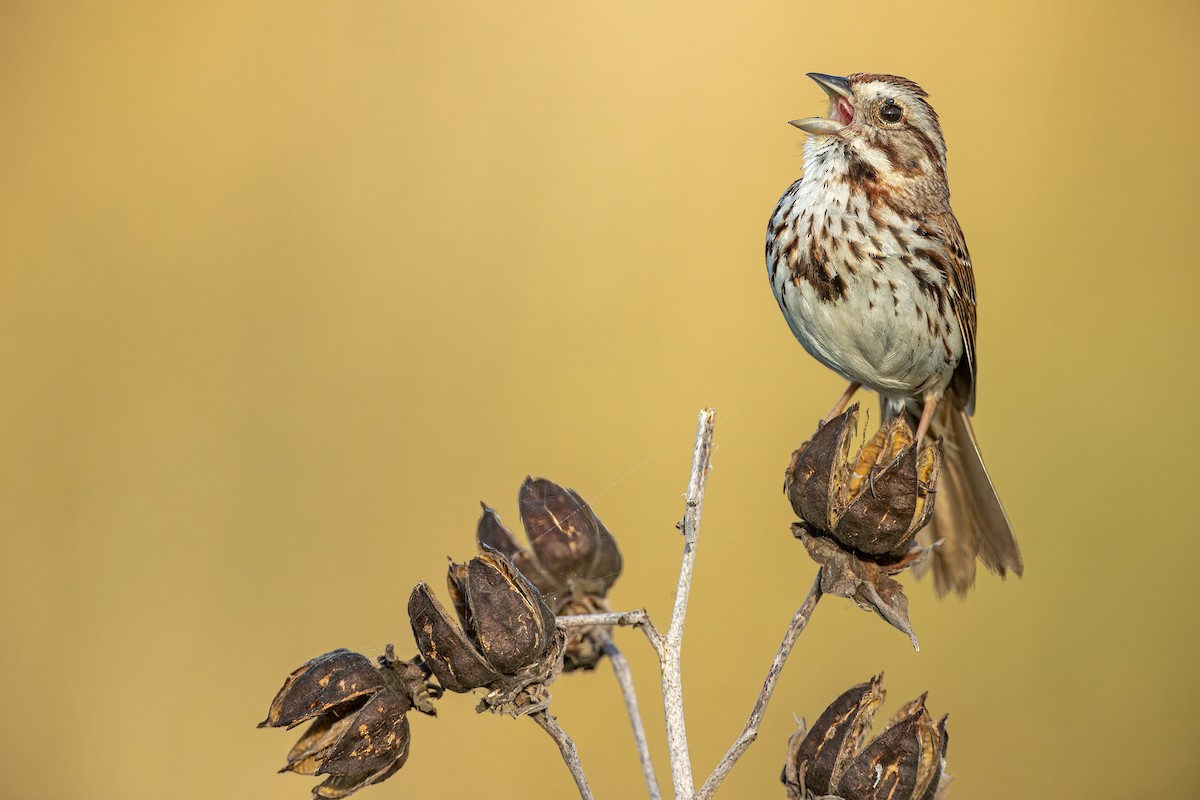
[409,582,503,693]
[307,689,411,798]
[785,405,941,558]
[786,407,942,647]
[260,649,437,799]
[477,477,624,670]
[782,675,885,796]
[518,477,623,599]
[835,697,947,800]
[465,549,557,674]
[784,675,950,800]
[260,650,389,730]
[787,407,857,532]
[408,548,564,715]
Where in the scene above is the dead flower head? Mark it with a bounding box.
[477,476,623,670]
[783,674,950,800]
[786,404,941,557]
[408,547,564,715]
[259,647,438,799]
[784,405,941,649]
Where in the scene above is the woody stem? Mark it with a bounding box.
[695,571,824,799]
[660,408,717,800]
[600,634,663,800]
[530,710,594,800]
[557,610,665,660]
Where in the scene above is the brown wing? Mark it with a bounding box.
[925,211,978,416]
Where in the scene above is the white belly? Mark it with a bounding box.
[767,174,963,400]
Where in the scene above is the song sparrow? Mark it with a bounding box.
[766,72,1022,595]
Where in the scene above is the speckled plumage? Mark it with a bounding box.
[768,73,1022,595]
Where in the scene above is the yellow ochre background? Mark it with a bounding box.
[2,2,1195,798]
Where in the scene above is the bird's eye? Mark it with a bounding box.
[879,100,904,124]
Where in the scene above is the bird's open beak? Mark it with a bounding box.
[789,73,854,135]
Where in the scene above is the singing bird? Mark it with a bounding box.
[766,72,1022,595]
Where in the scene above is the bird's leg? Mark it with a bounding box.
[823,381,861,422]
[914,394,939,444]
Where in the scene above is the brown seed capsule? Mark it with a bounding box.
[785,405,941,558]
[477,477,624,670]
[409,582,503,693]
[408,548,564,714]
[835,697,948,800]
[784,675,950,800]
[786,407,942,648]
[260,650,391,730]
[479,478,623,602]
[260,649,436,799]
[308,690,411,798]
[782,675,885,796]
[518,477,623,598]
[464,549,557,674]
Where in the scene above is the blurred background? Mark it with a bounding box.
[2,1,1196,798]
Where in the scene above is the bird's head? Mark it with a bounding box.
[791,73,949,181]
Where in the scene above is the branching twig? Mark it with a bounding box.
[530,710,594,800]
[600,634,663,800]
[659,408,717,800]
[557,610,665,660]
[696,571,824,799]
[552,410,815,800]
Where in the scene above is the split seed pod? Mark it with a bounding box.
[259,649,436,799]
[786,405,941,557]
[785,407,943,647]
[408,548,563,714]
[477,476,623,670]
[783,675,950,800]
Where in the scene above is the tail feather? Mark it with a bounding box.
[923,407,1023,596]
[921,451,981,596]
[883,398,1022,597]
